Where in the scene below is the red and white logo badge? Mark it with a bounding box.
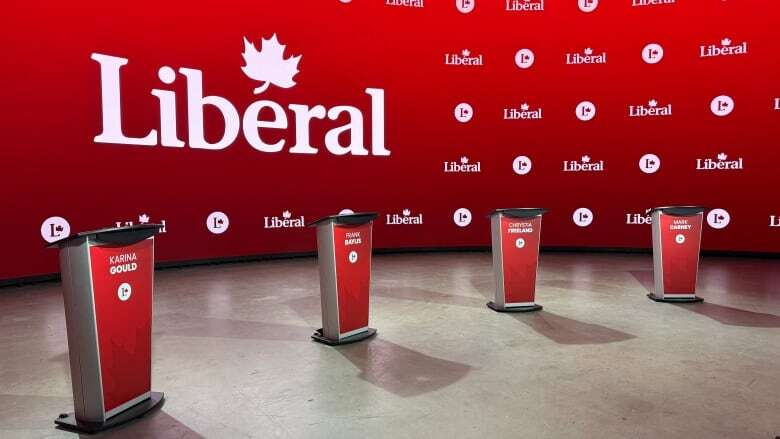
[578,0,598,13]
[40,216,71,243]
[514,49,535,69]
[575,101,596,121]
[642,43,664,64]
[454,102,473,123]
[117,282,132,301]
[206,211,230,234]
[639,153,661,174]
[707,208,731,229]
[710,95,734,117]
[573,208,594,227]
[456,0,475,13]
[513,155,533,175]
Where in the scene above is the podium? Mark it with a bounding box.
[308,213,378,345]
[49,224,164,433]
[648,206,705,303]
[487,208,548,313]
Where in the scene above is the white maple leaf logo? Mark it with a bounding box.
[717,153,728,160]
[460,156,469,164]
[581,155,591,163]
[462,49,471,57]
[282,210,292,219]
[521,103,530,111]
[584,47,593,55]
[241,34,302,94]
[138,214,150,224]
[721,38,732,46]
[648,99,658,107]
[402,209,411,216]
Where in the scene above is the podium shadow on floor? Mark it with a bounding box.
[73,406,205,439]
[674,303,780,328]
[155,313,313,342]
[336,338,472,398]
[372,286,485,309]
[512,311,636,345]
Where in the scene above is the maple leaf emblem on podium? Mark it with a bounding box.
[648,99,658,107]
[717,153,728,160]
[241,34,302,94]
[402,209,411,216]
[521,103,530,111]
[584,47,593,55]
[282,210,292,219]
[721,38,732,46]
[138,214,150,224]
[462,49,471,57]
[582,155,591,163]
[460,156,469,164]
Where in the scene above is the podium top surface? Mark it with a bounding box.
[307,213,378,227]
[650,206,706,216]
[46,224,164,248]
[489,208,548,219]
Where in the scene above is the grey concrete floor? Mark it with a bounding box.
[1,252,779,439]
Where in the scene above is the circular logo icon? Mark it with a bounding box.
[514,49,535,69]
[453,208,473,227]
[117,282,132,301]
[639,153,661,174]
[642,43,664,64]
[578,0,598,13]
[512,155,533,175]
[575,101,596,121]
[707,208,731,229]
[348,250,358,264]
[206,211,229,234]
[339,209,355,215]
[515,238,526,249]
[573,208,594,227]
[40,216,71,243]
[454,102,473,123]
[710,95,734,117]
[455,0,475,13]
[675,234,686,244]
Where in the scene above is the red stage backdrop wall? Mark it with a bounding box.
[2,0,779,281]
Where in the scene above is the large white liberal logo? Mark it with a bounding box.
[573,208,594,227]
[707,208,731,229]
[207,211,230,234]
[41,216,71,243]
[91,34,389,156]
[710,95,734,117]
[576,101,596,121]
[453,208,473,227]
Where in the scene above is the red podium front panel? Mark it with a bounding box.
[313,214,376,343]
[489,209,546,311]
[651,208,704,299]
[332,223,372,336]
[89,239,154,415]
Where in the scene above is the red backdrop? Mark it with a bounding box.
[2,0,779,281]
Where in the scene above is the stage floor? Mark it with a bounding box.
[1,252,778,438]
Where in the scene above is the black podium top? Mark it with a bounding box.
[307,213,379,227]
[488,208,548,219]
[46,224,164,248]
[649,206,706,216]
